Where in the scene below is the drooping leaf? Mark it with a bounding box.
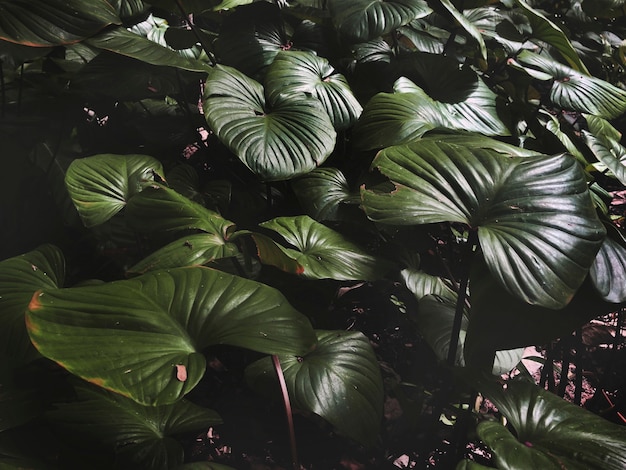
[472,378,626,470]
[246,330,383,446]
[246,231,305,275]
[0,0,120,47]
[584,131,626,185]
[65,154,164,227]
[291,167,355,221]
[590,223,626,303]
[354,70,509,150]
[49,383,221,470]
[514,0,589,73]
[265,51,363,130]
[328,0,432,43]
[517,50,626,119]
[0,245,65,365]
[85,26,211,72]
[259,215,386,280]
[439,0,487,60]
[203,65,336,182]
[585,114,622,142]
[125,184,236,237]
[26,267,317,405]
[361,139,605,308]
[127,234,240,275]
[540,110,587,165]
[400,268,456,302]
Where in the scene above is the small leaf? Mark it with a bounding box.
[259,215,386,280]
[65,154,164,227]
[246,330,383,446]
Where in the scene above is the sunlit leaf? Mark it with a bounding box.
[246,330,383,446]
[584,131,626,185]
[439,0,487,60]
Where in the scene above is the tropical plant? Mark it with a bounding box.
[2,0,626,468]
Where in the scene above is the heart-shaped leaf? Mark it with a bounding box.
[65,154,164,227]
[584,130,626,185]
[328,0,432,43]
[517,50,626,119]
[361,139,605,308]
[259,215,386,280]
[0,245,65,365]
[26,267,317,405]
[589,224,626,303]
[203,65,336,182]
[49,382,221,470]
[265,51,363,130]
[471,378,626,470]
[0,0,120,47]
[246,330,383,446]
[354,70,509,150]
[127,234,240,275]
[291,167,356,221]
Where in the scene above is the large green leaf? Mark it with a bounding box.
[514,0,588,73]
[0,0,120,47]
[85,26,211,73]
[361,139,605,308]
[65,154,164,227]
[50,383,221,470]
[0,245,64,365]
[246,330,383,446]
[328,0,432,43]
[584,131,626,185]
[354,72,509,149]
[516,50,626,119]
[203,65,336,182]
[125,184,236,237]
[472,378,626,470]
[259,215,386,280]
[439,0,487,60]
[26,267,317,405]
[127,234,240,275]
[265,51,363,130]
[589,224,626,303]
[291,167,356,221]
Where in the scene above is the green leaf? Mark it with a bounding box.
[474,379,626,470]
[514,0,589,73]
[246,330,383,446]
[85,26,211,73]
[400,268,456,302]
[589,224,626,303]
[259,215,386,280]
[265,51,363,130]
[291,167,355,221]
[361,139,605,308]
[585,114,622,142]
[203,65,336,182]
[49,383,221,470]
[517,50,626,119]
[125,184,236,237]
[0,245,64,365]
[26,267,317,405]
[127,234,240,275]
[540,110,587,165]
[65,154,164,227]
[0,0,120,47]
[245,231,305,275]
[584,131,626,185]
[439,0,487,60]
[328,0,432,43]
[354,68,509,150]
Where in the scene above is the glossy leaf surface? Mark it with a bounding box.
[65,154,164,227]
[203,65,336,181]
[26,267,317,405]
[590,224,626,303]
[246,330,383,446]
[291,168,354,221]
[439,0,487,60]
[361,139,605,308]
[584,131,626,185]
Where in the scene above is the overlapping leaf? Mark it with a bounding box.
[0,0,120,47]
[590,224,626,303]
[246,330,383,446]
[203,65,336,181]
[65,154,164,227]
[584,131,626,185]
[259,215,385,280]
[50,383,221,470]
[328,0,432,43]
[291,167,355,221]
[439,0,486,60]
[0,245,64,365]
[265,51,362,130]
[26,267,317,405]
[361,139,605,308]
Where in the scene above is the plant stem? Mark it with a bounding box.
[447,229,478,366]
[174,0,217,66]
[272,355,300,470]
